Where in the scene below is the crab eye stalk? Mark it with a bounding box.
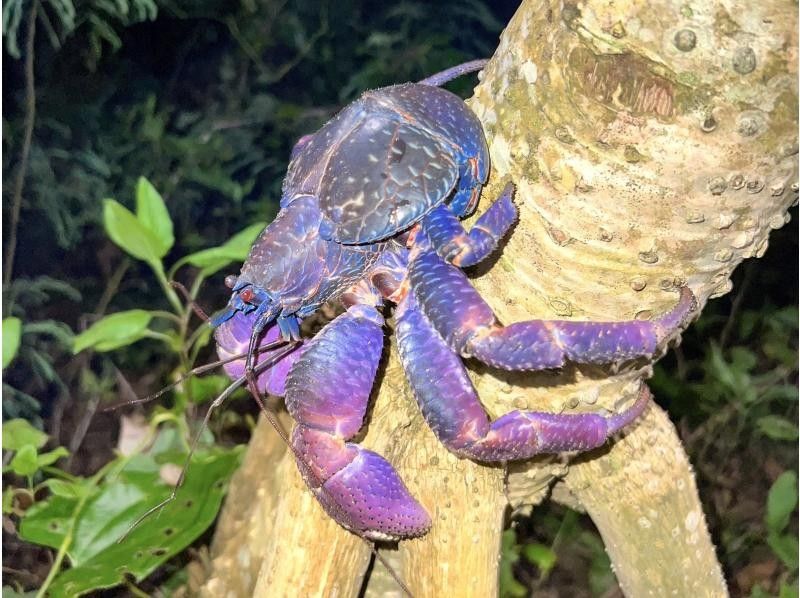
[239,288,255,303]
[224,274,238,289]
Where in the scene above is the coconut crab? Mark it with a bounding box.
[211,60,697,541]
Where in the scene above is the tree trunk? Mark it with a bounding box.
[200,0,797,595]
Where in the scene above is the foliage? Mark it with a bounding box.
[4,178,254,595]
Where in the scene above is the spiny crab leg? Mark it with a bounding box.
[284,300,431,540]
[396,292,650,460]
[422,182,517,267]
[409,249,697,370]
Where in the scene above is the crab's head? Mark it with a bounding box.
[210,274,280,330]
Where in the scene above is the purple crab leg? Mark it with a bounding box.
[395,293,650,461]
[409,249,697,370]
[422,182,517,267]
[284,302,431,540]
[417,58,489,87]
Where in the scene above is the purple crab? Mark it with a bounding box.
[212,60,697,541]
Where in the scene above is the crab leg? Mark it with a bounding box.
[395,293,650,460]
[284,302,431,540]
[423,182,517,267]
[409,249,697,371]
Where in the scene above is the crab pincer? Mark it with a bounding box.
[285,302,431,539]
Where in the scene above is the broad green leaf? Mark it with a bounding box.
[522,542,557,576]
[178,222,265,276]
[8,445,39,477]
[2,317,22,368]
[18,494,80,550]
[135,177,174,256]
[766,471,798,534]
[73,310,153,353]
[46,479,91,500]
[2,419,48,450]
[103,199,165,264]
[757,416,799,441]
[45,448,242,597]
[767,532,799,570]
[36,446,70,468]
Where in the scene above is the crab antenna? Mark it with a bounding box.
[103,338,291,412]
[417,58,489,87]
[117,342,301,542]
[370,546,414,597]
[169,280,211,322]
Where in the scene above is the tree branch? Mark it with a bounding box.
[201,0,797,595]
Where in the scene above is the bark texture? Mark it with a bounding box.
[201,0,797,595]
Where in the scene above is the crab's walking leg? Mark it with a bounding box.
[284,300,431,540]
[395,293,649,460]
[423,182,517,267]
[409,250,697,371]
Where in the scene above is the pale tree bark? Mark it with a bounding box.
[200,0,797,596]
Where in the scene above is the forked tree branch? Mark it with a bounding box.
[201,0,797,595]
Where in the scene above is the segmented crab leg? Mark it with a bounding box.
[409,249,697,371]
[395,292,650,460]
[423,182,517,267]
[284,301,431,540]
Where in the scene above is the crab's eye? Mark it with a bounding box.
[239,288,254,303]
[224,275,238,289]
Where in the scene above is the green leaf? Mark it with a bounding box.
[3,488,15,514]
[767,532,799,570]
[178,222,265,276]
[73,310,153,353]
[2,419,48,450]
[766,471,798,534]
[2,586,37,597]
[18,494,79,550]
[135,177,174,256]
[3,317,22,368]
[522,542,557,576]
[499,529,527,598]
[182,374,234,405]
[103,199,166,264]
[779,582,799,598]
[37,447,70,468]
[9,445,39,477]
[46,479,90,500]
[708,343,738,391]
[757,416,799,441]
[44,448,242,597]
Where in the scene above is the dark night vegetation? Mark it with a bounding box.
[2,1,796,596]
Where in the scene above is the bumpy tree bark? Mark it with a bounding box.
[200,0,797,595]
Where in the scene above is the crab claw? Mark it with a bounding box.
[215,310,303,397]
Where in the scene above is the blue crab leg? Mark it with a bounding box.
[409,249,697,370]
[284,302,431,540]
[423,182,517,267]
[395,293,650,460]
